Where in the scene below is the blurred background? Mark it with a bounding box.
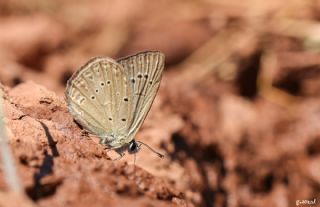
[1,0,320,207]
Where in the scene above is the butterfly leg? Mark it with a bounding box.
[80,130,89,137]
[112,151,125,161]
[110,147,127,161]
[99,137,109,145]
[104,148,124,161]
[103,147,125,160]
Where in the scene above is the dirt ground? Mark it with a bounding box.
[0,0,320,207]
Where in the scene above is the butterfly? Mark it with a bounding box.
[65,51,165,159]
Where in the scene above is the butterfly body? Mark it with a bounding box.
[65,51,165,155]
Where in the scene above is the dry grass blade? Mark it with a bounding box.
[0,87,23,194]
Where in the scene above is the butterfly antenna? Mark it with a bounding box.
[136,141,164,158]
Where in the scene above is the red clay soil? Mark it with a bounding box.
[1,1,320,207]
[1,81,186,207]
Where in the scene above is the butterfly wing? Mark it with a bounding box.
[65,57,134,142]
[117,51,165,141]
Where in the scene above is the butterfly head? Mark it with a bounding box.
[128,140,140,154]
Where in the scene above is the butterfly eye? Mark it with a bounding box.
[129,143,136,151]
[128,141,139,154]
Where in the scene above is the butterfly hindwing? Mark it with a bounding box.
[65,57,133,139]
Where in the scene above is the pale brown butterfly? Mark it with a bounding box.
[65,51,165,159]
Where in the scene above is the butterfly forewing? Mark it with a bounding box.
[65,57,133,139]
[117,51,165,140]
